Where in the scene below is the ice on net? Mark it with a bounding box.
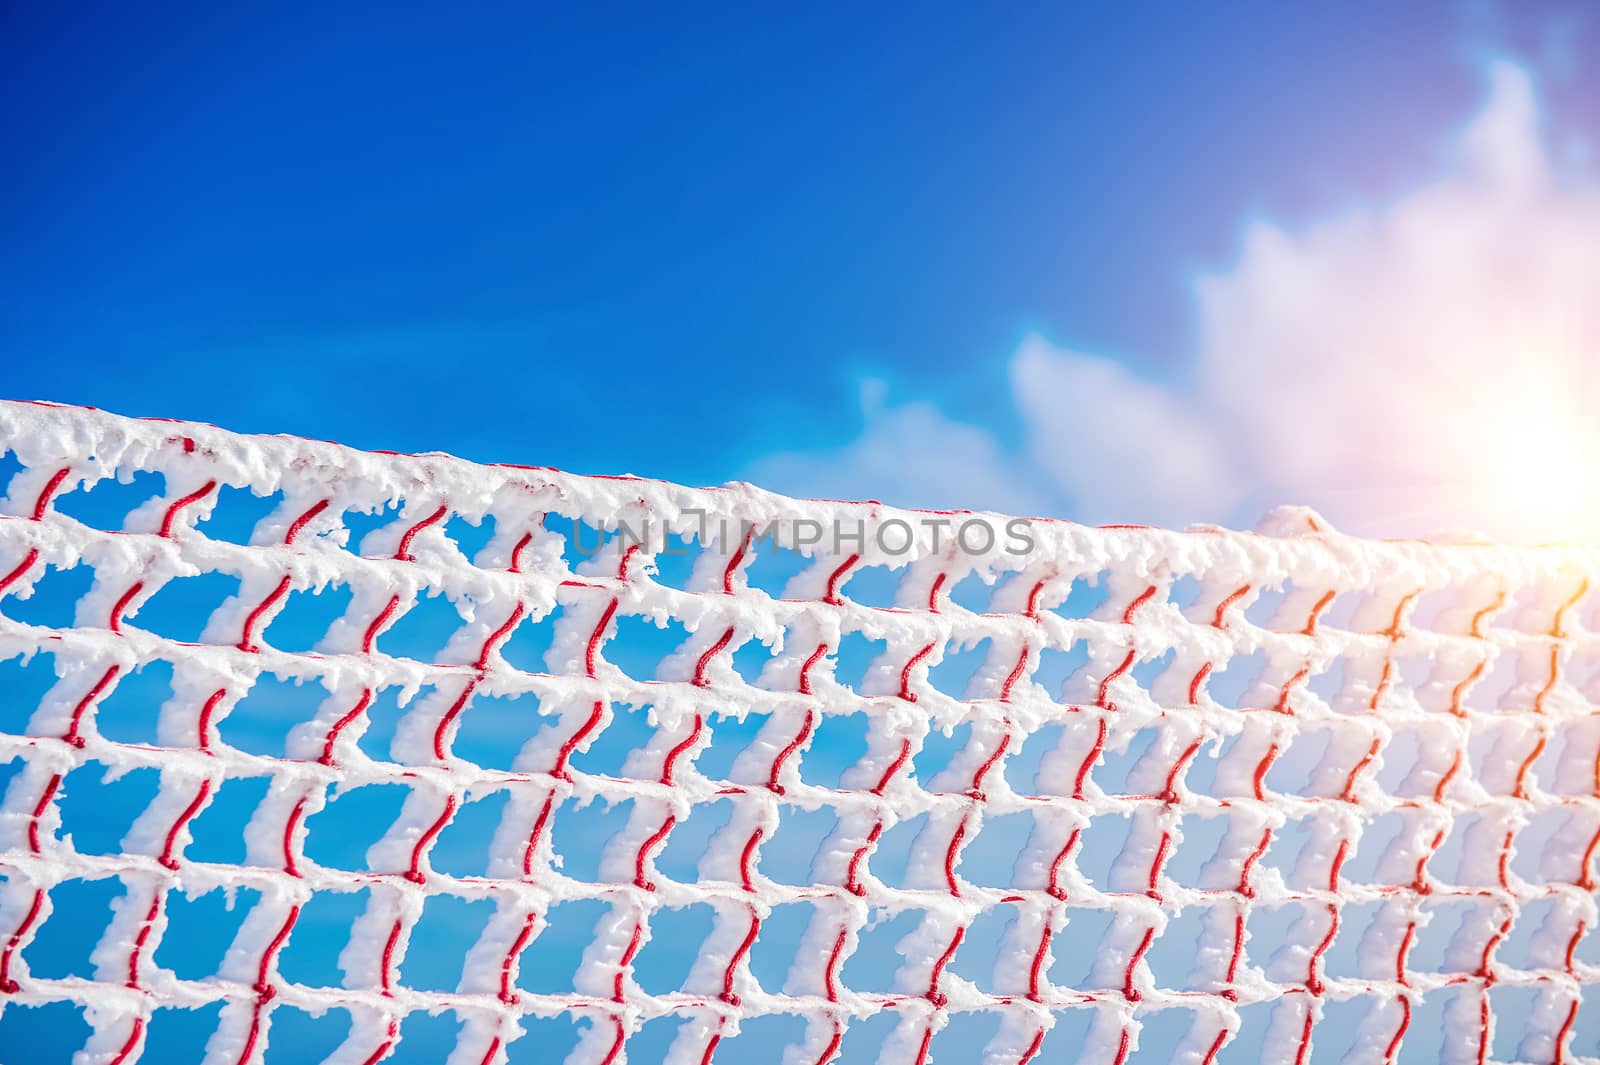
[0,400,1596,1065]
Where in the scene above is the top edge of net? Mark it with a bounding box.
[3,398,1593,568]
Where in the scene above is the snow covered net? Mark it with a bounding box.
[0,399,1597,1065]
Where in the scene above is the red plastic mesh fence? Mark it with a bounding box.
[0,400,1597,1064]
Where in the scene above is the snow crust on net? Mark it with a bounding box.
[0,399,1597,1065]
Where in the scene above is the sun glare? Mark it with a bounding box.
[1479,404,1600,544]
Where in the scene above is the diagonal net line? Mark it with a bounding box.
[0,398,1595,1065]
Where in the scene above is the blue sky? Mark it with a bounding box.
[7,3,1600,538]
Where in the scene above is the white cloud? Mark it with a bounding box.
[1009,336,1236,527]
[744,381,1054,517]
[1194,61,1600,541]
[748,61,1600,542]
